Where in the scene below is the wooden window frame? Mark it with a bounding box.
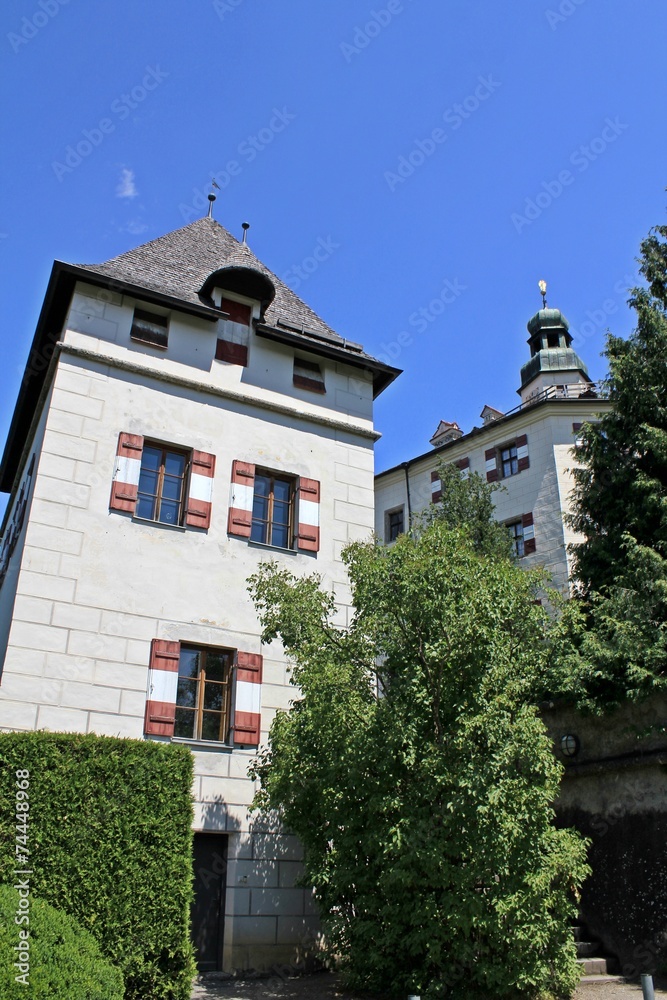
[385,506,405,543]
[251,470,296,549]
[130,308,169,349]
[174,645,234,744]
[136,442,189,526]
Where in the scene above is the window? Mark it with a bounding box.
[485,435,529,484]
[130,308,168,348]
[228,461,320,552]
[144,639,262,744]
[136,444,188,525]
[174,646,234,742]
[385,506,404,543]
[500,443,519,478]
[250,471,295,548]
[110,433,216,529]
[293,357,325,393]
[508,520,525,558]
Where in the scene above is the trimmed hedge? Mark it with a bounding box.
[0,732,196,1000]
[0,885,124,999]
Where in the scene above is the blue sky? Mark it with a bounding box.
[1,0,666,521]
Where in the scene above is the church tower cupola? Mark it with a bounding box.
[518,283,591,402]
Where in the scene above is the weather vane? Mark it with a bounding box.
[538,279,547,309]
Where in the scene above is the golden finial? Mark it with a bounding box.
[538,280,547,309]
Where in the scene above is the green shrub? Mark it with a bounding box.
[0,733,196,1000]
[0,884,124,999]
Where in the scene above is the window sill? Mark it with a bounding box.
[248,539,298,556]
[130,336,168,351]
[132,516,187,532]
[171,737,234,752]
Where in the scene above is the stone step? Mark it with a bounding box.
[577,940,601,957]
[579,975,627,987]
[578,957,609,976]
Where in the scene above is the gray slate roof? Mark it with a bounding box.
[78,217,343,344]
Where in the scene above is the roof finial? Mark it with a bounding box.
[241,222,250,245]
[538,279,547,309]
[206,179,220,219]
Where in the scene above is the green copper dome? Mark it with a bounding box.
[521,304,589,390]
[527,307,570,335]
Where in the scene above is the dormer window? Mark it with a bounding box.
[293,357,325,394]
[130,309,169,349]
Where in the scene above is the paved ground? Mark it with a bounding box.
[191,970,667,1000]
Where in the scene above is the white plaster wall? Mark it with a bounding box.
[64,283,374,429]
[0,342,375,968]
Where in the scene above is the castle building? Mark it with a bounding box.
[374,304,611,591]
[0,216,398,972]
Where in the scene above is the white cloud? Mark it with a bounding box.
[123,219,148,235]
[116,168,138,199]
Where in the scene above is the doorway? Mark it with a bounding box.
[191,832,228,972]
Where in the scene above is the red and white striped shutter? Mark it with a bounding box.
[144,639,180,737]
[522,512,536,554]
[485,448,499,483]
[455,457,470,479]
[110,433,144,512]
[227,461,256,538]
[185,451,216,530]
[216,298,251,367]
[297,478,320,552]
[232,651,263,746]
[431,470,442,503]
[517,434,530,472]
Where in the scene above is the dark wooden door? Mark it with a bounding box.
[191,833,227,972]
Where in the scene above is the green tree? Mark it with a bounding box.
[426,464,513,560]
[567,221,667,704]
[249,513,588,999]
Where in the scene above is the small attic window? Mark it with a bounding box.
[130,308,169,349]
[293,357,325,394]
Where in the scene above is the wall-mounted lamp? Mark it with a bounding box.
[560,734,580,758]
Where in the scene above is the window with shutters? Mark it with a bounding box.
[130,308,169,349]
[174,646,234,743]
[251,471,295,548]
[506,513,535,557]
[486,435,529,483]
[136,443,189,525]
[499,443,519,478]
[110,432,216,530]
[228,460,320,553]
